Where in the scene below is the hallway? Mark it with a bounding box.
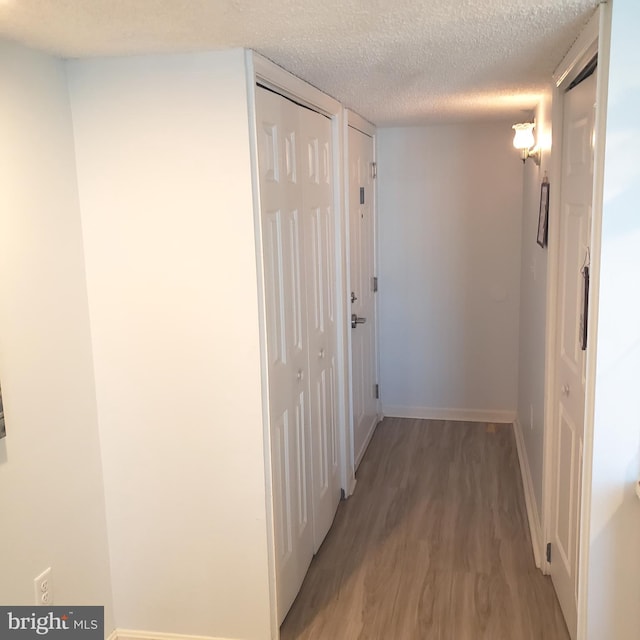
[281,418,569,639]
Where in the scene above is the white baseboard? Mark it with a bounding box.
[382,406,517,424]
[354,413,382,470]
[112,630,233,640]
[513,419,544,569]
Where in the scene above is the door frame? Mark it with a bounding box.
[245,50,350,639]
[343,110,381,486]
[541,4,612,638]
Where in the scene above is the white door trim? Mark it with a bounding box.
[245,50,349,639]
[541,5,612,639]
[344,111,380,482]
[574,6,612,639]
[346,121,380,471]
[347,109,376,137]
[341,113,357,496]
[252,53,342,117]
[341,109,378,496]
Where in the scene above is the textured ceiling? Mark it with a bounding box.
[0,0,601,125]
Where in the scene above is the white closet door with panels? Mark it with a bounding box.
[256,86,340,624]
[256,88,313,623]
[299,106,341,551]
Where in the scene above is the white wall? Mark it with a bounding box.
[377,123,523,421]
[0,41,115,631]
[67,51,272,639]
[586,1,640,636]
[516,93,552,523]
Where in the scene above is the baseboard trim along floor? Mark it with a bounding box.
[513,418,544,569]
[111,630,233,640]
[382,405,517,424]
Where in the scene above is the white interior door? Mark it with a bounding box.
[256,87,341,624]
[348,126,379,467]
[299,107,341,551]
[256,88,313,623]
[550,69,597,639]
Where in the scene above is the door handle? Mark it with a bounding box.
[561,384,570,396]
[351,314,367,329]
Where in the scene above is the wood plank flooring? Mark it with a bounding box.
[280,418,570,640]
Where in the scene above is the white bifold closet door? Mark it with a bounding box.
[256,86,340,623]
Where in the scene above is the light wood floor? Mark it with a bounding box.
[281,418,570,640]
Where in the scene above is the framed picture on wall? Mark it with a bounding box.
[537,179,550,248]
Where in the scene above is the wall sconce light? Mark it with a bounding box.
[512,122,541,166]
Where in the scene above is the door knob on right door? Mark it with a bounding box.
[351,314,366,329]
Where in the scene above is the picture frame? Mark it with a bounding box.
[537,179,550,248]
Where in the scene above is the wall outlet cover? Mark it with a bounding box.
[34,567,53,606]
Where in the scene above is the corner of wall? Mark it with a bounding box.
[535,89,554,176]
[515,88,554,532]
[67,50,271,640]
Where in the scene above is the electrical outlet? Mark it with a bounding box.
[34,567,53,606]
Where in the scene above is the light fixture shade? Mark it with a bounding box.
[512,123,535,150]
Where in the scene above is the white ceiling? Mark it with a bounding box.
[0,0,600,125]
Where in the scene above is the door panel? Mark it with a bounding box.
[349,126,379,466]
[272,410,292,562]
[551,70,596,639]
[264,210,286,366]
[555,407,576,567]
[559,205,588,373]
[257,87,340,623]
[288,211,303,351]
[256,88,313,623]
[299,107,341,553]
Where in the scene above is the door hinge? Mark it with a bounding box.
[546,542,552,563]
[372,276,378,292]
[374,384,379,399]
[370,162,377,179]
